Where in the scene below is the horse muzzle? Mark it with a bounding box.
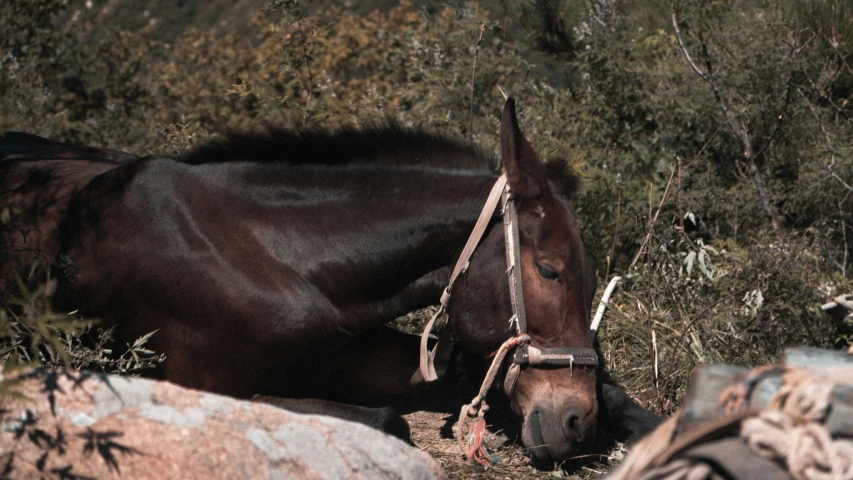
[521,400,597,464]
[512,367,598,465]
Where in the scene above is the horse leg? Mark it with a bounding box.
[251,327,458,442]
[327,325,455,402]
[253,396,411,441]
[160,322,275,398]
[598,382,664,443]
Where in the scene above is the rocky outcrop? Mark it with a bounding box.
[0,368,446,479]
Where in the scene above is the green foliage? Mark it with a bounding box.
[601,228,840,413]
[0,266,164,373]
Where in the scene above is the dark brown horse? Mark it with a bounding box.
[2,100,661,465]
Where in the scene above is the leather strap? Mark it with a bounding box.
[504,347,599,396]
[419,174,508,382]
[513,345,599,366]
[503,363,522,396]
[446,174,509,295]
[502,188,527,335]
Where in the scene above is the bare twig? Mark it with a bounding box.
[670,5,707,80]
[629,164,677,271]
[295,18,314,127]
[752,74,794,161]
[469,22,487,141]
[807,6,853,77]
[798,86,853,276]
[789,32,851,122]
[798,88,853,194]
[670,1,782,235]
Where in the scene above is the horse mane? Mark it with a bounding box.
[178,124,580,197]
[179,124,496,173]
[0,132,136,164]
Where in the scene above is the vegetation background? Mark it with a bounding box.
[2,0,852,477]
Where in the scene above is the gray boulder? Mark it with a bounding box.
[0,368,446,479]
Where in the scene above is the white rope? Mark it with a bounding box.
[590,275,621,341]
[740,370,853,480]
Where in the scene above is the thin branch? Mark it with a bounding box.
[789,34,851,122]
[295,18,314,127]
[468,22,487,142]
[696,28,752,156]
[798,87,853,194]
[670,3,707,81]
[752,74,794,161]
[670,0,781,235]
[630,163,678,271]
[671,1,748,150]
[807,7,853,77]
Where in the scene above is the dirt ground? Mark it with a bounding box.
[388,384,625,479]
[404,409,624,479]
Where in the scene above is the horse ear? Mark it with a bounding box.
[501,98,549,198]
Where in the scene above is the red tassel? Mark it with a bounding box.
[466,417,487,462]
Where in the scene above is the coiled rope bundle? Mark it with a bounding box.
[607,347,853,480]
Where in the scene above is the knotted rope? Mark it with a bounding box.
[609,363,853,480]
[740,368,853,480]
[456,334,530,465]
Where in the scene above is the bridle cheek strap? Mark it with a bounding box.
[419,174,508,382]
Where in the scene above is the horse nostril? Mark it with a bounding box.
[564,410,584,442]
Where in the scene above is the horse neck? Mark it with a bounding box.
[293,167,499,318]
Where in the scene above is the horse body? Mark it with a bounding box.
[3,100,623,465]
[59,156,497,397]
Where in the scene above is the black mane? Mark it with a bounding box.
[179,124,496,173]
[179,124,580,197]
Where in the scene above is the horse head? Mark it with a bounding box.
[446,99,598,464]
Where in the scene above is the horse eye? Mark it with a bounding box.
[536,264,559,280]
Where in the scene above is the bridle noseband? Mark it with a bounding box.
[418,173,599,394]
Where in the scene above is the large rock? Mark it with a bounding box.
[0,368,446,479]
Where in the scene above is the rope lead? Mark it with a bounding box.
[456,334,530,465]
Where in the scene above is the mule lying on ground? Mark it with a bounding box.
[0,100,662,465]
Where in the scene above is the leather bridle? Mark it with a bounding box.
[418,173,599,395]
